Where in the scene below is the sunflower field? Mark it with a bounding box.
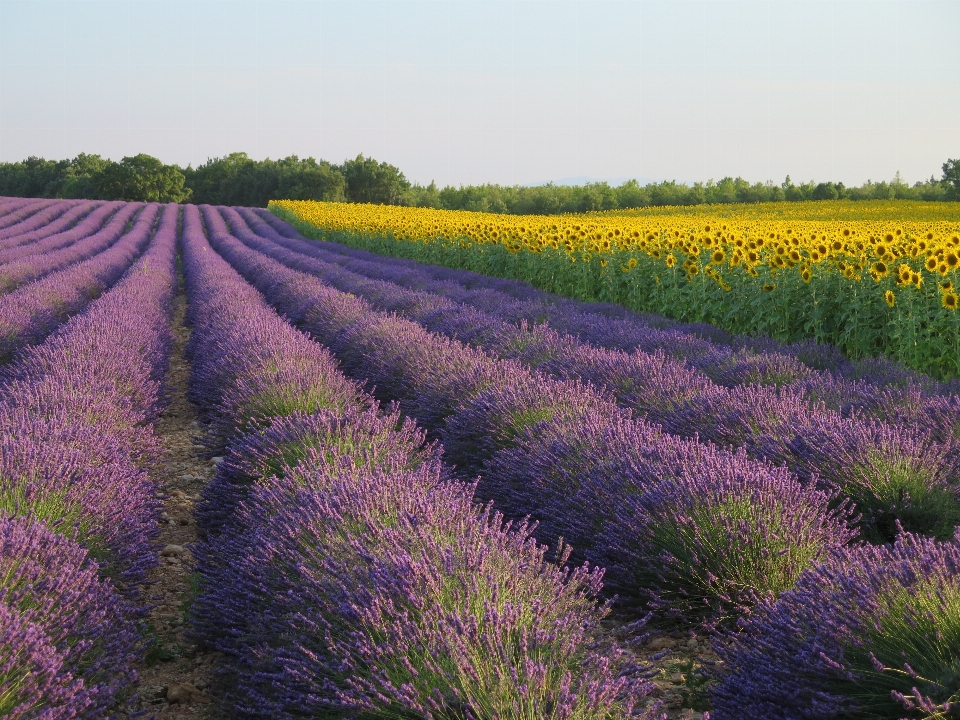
[271,199,960,379]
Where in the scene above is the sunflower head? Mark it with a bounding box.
[885,290,896,307]
[712,249,725,264]
[944,292,959,311]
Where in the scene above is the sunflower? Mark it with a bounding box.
[872,261,888,277]
[885,290,896,307]
[943,291,959,311]
[665,254,676,268]
[628,257,638,269]
[926,256,939,271]
[711,249,725,264]
[763,283,777,292]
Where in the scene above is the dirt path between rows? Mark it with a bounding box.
[129,288,221,718]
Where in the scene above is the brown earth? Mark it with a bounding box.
[128,289,220,719]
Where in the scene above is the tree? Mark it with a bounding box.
[274,156,345,202]
[96,154,191,202]
[61,153,110,199]
[942,159,960,200]
[338,155,410,205]
[812,182,840,201]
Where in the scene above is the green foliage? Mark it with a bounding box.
[95,154,191,202]
[337,154,410,205]
[184,152,346,207]
[407,172,950,214]
[60,153,110,199]
[0,152,189,202]
[0,150,955,210]
[943,158,960,200]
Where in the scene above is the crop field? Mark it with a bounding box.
[273,199,960,380]
[1,195,959,719]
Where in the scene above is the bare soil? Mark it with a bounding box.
[130,289,220,719]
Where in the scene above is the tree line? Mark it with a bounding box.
[1,151,958,212]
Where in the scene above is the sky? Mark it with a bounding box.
[0,0,957,188]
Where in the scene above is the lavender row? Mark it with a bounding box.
[0,198,68,239]
[231,209,960,718]
[0,201,129,293]
[233,207,956,429]
[181,204,655,718]
[203,204,856,626]
[257,206,953,394]
[0,200,101,258]
[0,202,155,363]
[711,529,960,719]
[0,198,92,251]
[0,203,178,717]
[0,197,36,224]
[222,206,960,544]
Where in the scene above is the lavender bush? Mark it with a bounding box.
[0,200,99,256]
[712,529,960,719]
[202,206,861,627]
[0,198,65,241]
[0,203,177,591]
[0,513,140,718]
[0,603,90,719]
[0,201,131,293]
[183,209,660,718]
[225,205,960,543]
[196,404,437,534]
[199,463,656,719]
[0,202,157,364]
[787,417,960,542]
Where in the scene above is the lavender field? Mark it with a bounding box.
[1,195,958,720]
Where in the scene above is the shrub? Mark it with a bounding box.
[712,529,960,719]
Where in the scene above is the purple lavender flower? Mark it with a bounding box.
[0,202,158,363]
[196,404,439,535]
[712,528,960,719]
[787,416,960,542]
[0,513,141,718]
[196,463,658,719]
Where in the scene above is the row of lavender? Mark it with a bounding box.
[181,204,661,719]
[0,204,177,716]
[0,199,159,363]
[0,197,72,241]
[217,205,960,544]
[204,205,960,719]
[0,199,121,292]
[260,207,960,396]
[0,199,102,254]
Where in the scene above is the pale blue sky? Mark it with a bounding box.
[0,0,957,187]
